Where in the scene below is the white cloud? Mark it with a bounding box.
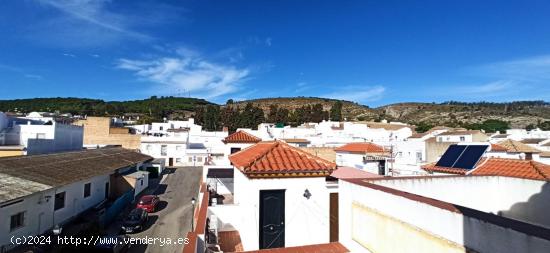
[116,48,250,99]
[322,85,385,102]
[62,53,76,57]
[455,80,516,94]
[470,54,550,82]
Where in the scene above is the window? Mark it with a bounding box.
[197,157,203,162]
[459,136,465,142]
[54,192,65,211]
[10,212,25,231]
[176,145,182,151]
[140,179,144,186]
[188,157,193,162]
[146,145,152,151]
[230,147,241,154]
[84,183,91,198]
[36,133,46,139]
[159,126,163,130]
[176,158,181,164]
[161,145,167,156]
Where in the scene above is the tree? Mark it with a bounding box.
[538,121,550,131]
[226,99,234,105]
[467,119,509,133]
[330,101,343,121]
[525,124,536,131]
[415,121,433,133]
[203,105,220,131]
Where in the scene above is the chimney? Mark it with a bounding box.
[222,126,229,132]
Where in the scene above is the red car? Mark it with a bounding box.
[137,195,160,212]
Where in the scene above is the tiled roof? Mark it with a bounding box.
[421,163,469,175]
[409,132,429,138]
[497,139,541,153]
[362,122,412,131]
[423,158,550,181]
[229,141,336,178]
[472,158,550,181]
[240,242,349,253]
[281,138,310,143]
[540,151,550,158]
[490,143,508,152]
[334,142,385,154]
[0,147,152,203]
[520,138,547,144]
[299,147,336,162]
[491,133,510,138]
[330,166,384,179]
[223,130,262,144]
[439,130,482,136]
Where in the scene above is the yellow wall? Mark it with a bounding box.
[351,202,471,253]
[0,150,24,157]
[74,117,141,149]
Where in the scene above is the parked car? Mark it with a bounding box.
[121,208,148,233]
[136,195,160,212]
[91,235,131,253]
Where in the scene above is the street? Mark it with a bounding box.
[121,167,202,253]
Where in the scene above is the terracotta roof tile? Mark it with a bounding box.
[438,130,482,136]
[229,141,336,178]
[472,158,550,181]
[281,138,310,143]
[330,166,384,179]
[423,158,550,181]
[421,163,469,175]
[240,242,349,253]
[497,139,541,153]
[519,138,547,144]
[218,231,244,252]
[334,142,386,154]
[490,143,508,152]
[223,130,262,144]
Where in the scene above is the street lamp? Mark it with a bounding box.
[191,197,196,231]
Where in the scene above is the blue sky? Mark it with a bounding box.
[1,0,550,107]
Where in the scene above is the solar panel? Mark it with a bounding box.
[435,145,466,167]
[452,145,488,170]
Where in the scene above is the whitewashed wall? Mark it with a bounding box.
[339,179,550,253]
[1,174,109,250]
[371,176,550,228]
[209,169,331,251]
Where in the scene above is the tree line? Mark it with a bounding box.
[195,101,343,131]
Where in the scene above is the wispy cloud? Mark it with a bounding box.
[322,85,386,103]
[0,64,43,80]
[62,53,76,57]
[470,55,550,82]
[27,0,184,47]
[116,48,251,99]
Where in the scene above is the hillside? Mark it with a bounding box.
[1,97,550,129]
[378,101,550,129]
[228,97,379,120]
[0,96,213,120]
[231,98,550,129]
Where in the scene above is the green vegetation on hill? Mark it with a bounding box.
[2,96,550,130]
[0,96,212,123]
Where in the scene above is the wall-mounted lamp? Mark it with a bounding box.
[303,189,312,199]
[44,195,52,202]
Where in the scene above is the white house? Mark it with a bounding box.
[220,130,262,162]
[138,119,228,166]
[334,142,390,175]
[0,112,83,156]
[206,141,337,251]
[0,148,152,251]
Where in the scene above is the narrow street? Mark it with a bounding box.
[123,167,202,253]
